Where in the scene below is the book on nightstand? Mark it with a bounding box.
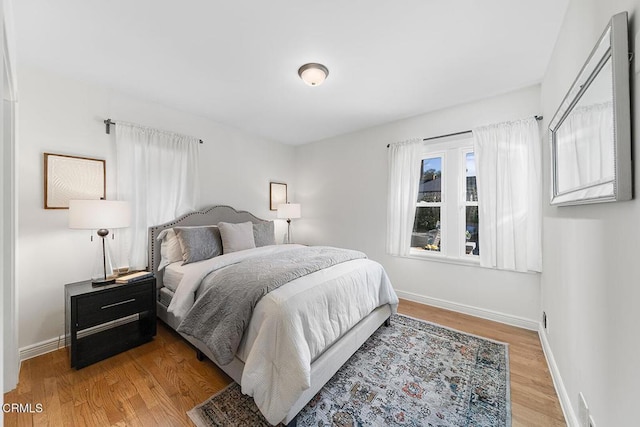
[115,271,153,284]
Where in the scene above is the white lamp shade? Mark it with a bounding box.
[68,200,131,229]
[277,203,301,219]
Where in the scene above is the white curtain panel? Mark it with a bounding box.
[116,122,200,270]
[473,118,542,273]
[386,138,422,256]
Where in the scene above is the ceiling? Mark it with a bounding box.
[14,0,569,145]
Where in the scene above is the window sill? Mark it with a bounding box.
[404,249,481,268]
[400,250,541,274]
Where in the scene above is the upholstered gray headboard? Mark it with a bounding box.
[148,205,268,285]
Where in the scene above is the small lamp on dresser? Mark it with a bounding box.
[277,203,301,244]
[68,199,131,286]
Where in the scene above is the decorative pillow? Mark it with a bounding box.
[218,221,256,253]
[157,228,183,270]
[174,226,223,265]
[253,221,276,247]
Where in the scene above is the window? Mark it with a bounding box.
[464,151,479,256]
[410,136,479,260]
[412,155,444,252]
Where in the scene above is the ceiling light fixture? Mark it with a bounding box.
[298,63,329,86]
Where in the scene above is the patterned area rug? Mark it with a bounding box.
[188,314,510,426]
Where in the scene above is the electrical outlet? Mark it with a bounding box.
[579,392,589,427]
[588,414,597,427]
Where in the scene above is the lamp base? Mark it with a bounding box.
[91,278,116,287]
[92,233,117,287]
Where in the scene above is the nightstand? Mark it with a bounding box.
[65,277,156,369]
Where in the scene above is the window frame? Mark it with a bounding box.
[409,136,480,265]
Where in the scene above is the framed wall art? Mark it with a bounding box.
[44,153,106,209]
[269,182,287,211]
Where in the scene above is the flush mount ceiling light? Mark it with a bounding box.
[298,63,329,86]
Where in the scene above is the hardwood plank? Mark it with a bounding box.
[127,393,157,426]
[43,377,62,425]
[511,400,566,427]
[15,358,32,395]
[71,402,96,427]
[93,376,126,425]
[4,299,565,426]
[29,352,51,426]
[121,360,163,411]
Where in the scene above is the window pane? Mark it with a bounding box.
[466,152,477,202]
[465,206,479,255]
[417,157,442,203]
[412,207,441,251]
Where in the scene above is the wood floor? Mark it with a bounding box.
[4,299,565,426]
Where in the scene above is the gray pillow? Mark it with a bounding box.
[218,221,256,253]
[174,226,223,265]
[253,221,276,247]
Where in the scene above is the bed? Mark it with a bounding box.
[148,205,398,425]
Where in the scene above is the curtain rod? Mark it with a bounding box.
[386,115,543,148]
[103,119,204,144]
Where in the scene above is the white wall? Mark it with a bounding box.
[1,0,6,406]
[16,63,296,350]
[295,85,542,325]
[540,1,640,425]
[2,0,18,396]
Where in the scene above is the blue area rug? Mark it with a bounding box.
[188,314,510,426]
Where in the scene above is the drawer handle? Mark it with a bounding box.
[101,298,136,310]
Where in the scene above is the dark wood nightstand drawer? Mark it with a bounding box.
[76,283,153,329]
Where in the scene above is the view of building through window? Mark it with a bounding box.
[465,152,479,255]
[411,147,479,257]
[413,156,442,252]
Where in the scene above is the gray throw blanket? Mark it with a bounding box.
[177,246,366,365]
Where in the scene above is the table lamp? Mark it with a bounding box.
[68,199,131,285]
[277,203,301,244]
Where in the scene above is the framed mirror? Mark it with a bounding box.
[549,12,631,206]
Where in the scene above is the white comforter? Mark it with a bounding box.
[168,245,399,424]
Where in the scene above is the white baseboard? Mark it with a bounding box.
[19,335,64,361]
[538,325,578,427]
[395,290,539,330]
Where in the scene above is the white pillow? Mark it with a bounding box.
[157,228,183,270]
[217,221,256,253]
